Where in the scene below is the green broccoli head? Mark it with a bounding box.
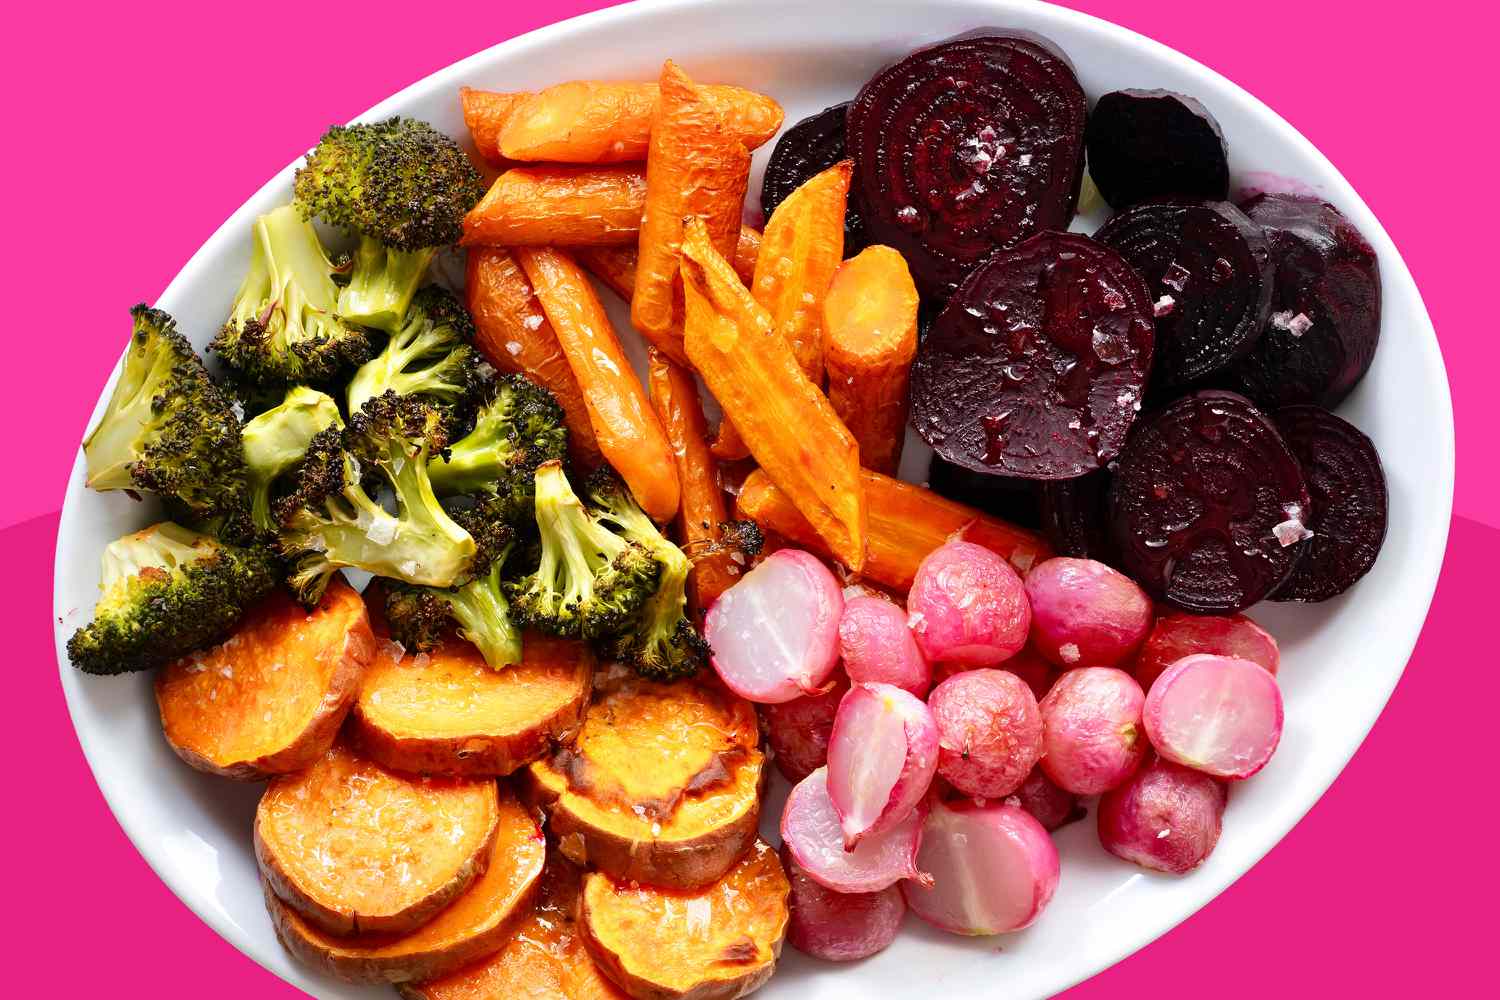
[83,305,248,522]
[505,461,659,641]
[384,530,522,671]
[274,391,476,606]
[66,522,278,675]
[585,470,709,681]
[211,206,373,386]
[429,373,569,517]
[294,118,485,331]
[241,386,343,536]
[346,286,480,419]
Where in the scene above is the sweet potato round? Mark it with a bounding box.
[256,743,500,938]
[520,666,763,890]
[398,853,625,1000]
[351,631,593,777]
[581,838,790,1000]
[266,785,545,984]
[154,576,372,780]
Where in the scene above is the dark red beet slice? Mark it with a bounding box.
[1108,390,1311,613]
[1270,405,1387,601]
[848,31,1087,298]
[1038,469,1115,562]
[927,455,1042,530]
[910,231,1155,479]
[1085,90,1229,209]
[1095,199,1272,391]
[760,103,867,255]
[1228,195,1382,409]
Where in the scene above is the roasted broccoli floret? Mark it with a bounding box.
[83,305,247,521]
[505,461,659,640]
[384,521,522,671]
[586,470,708,681]
[428,373,568,517]
[346,286,479,418]
[241,386,343,535]
[294,118,485,331]
[274,391,476,606]
[211,205,372,387]
[66,522,277,675]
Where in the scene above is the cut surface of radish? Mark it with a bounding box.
[1143,653,1284,778]
[781,767,929,894]
[827,683,939,847]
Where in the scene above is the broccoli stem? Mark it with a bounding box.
[83,335,178,490]
[447,564,523,669]
[338,238,435,332]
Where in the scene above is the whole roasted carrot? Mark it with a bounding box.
[461,165,646,247]
[499,80,783,163]
[735,468,1053,592]
[459,88,531,168]
[515,247,680,522]
[465,248,600,466]
[646,349,742,613]
[823,245,920,476]
[680,217,866,572]
[632,61,751,348]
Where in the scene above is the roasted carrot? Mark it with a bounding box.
[516,247,680,522]
[823,245,920,475]
[647,348,741,613]
[735,467,1053,591]
[680,218,865,571]
[499,80,783,163]
[461,165,646,247]
[632,61,751,347]
[459,88,531,168]
[466,248,601,466]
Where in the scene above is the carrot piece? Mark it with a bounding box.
[632,61,751,347]
[516,247,680,522]
[461,165,646,247]
[647,348,740,614]
[458,88,531,168]
[499,80,783,164]
[823,245,920,475]
[680,218,866,571]
[735,467,1053,591]
[466,248,601,466]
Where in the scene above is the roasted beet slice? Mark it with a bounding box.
[910,232,1155,479]
[1095,199,1272,391]
[1109,390,1311,613]
[1228,195,1382,409]
[927,455,1043,530]
[1085,90,1229,209]
[1270,405,1387,601]
[848,31,1087,298]
[761,103,867,255]
[1038,469,1115,562]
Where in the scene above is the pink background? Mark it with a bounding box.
[7,0,1486,995]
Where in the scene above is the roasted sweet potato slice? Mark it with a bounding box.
[399,853,626,1000]
[581,839,790,1000]
[267,784,546,984]
[521,666,763,890]
[155,575,371,780]
[352,624,592,778]
[256,743,500,937]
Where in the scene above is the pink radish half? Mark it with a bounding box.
[706,549,843,703]
[827,683,939,848]
[782,843,906,962]
[1143,654,1284,779]
[902,798,1059,936]
[839,596,931,696]
[1038,666,1147,795]
[781,766,930,894]
[1098,756,1227,873]
[907,540,1031,667]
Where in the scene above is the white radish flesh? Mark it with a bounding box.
[1038,666,1147,795]
[780,766,929,894]
[827,683,939,848]
[1098,756,1227,873]
[1143,654,1284,779]
[902,798,1059,936]
[706,549,843,703]
[782,844,906,962]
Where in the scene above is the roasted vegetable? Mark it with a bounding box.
[346,286,480,419]
[427,372,568,508]
[241,386,343,536]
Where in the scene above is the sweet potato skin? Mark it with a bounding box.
[255,744,500,938]
[462,165,647,247]
[351,627,593,778]
[580,839,789,1000]
[266,786,546,984]
[154,576,371,781]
